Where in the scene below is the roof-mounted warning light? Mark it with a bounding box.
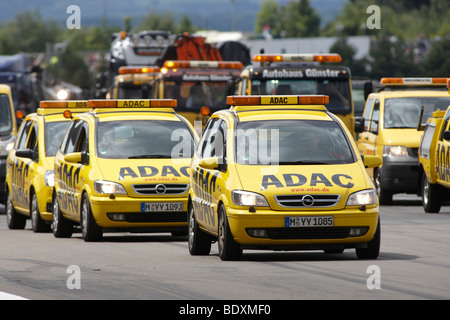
[118,66,160,75]
[162,60,244,70]
[87,99,177,109]
[226,95,329,106]
[380,78,449,86]
[252,53,342,64]
[39,100,88,109]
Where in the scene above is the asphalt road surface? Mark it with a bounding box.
[1,195,449,302]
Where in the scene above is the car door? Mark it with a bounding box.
[55,119,89,220]
[358,97,379,156]
[436,113,450,187]
[193,117,229,233]
[9,119,37,212]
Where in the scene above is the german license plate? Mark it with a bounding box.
[285,216,334,227]
[141,202,183,212]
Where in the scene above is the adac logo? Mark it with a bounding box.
[261,173,354,190]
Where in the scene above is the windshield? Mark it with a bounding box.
[117,82,154,99]
[96,120,195,159]
[384,97,450,129]
[235,119,356,165]
[164,81,229,112]
[45,121,71,157]
[251,79,351,115]
[0,94,13,136]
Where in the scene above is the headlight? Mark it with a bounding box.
[231,190,269,207]
[347,189,376,206]
[384,145,408,156]
[6,142,14,152]
[94,180,127,195]
[44,170,54,187]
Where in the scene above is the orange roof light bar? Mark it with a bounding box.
[163,60,244,69]
[380,78,449,85]
[226,95,329,106]
[118,66,160,75]
[252,53,342,63]
[40,100,88,108]
[88,99,177,109]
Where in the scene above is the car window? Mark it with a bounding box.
[15,120,32,149]
[235,119,356,165]
[45,121,71,157]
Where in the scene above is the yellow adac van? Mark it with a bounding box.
[418,79,450,213]
[188,95,382,261]
[0,84,17,204]
[109,66,160,99]
[5,100,88,232]
[356,77,450,204]
[53,99,198,241]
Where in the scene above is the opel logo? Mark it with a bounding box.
[301,195,315,207]
[155,184,167,194]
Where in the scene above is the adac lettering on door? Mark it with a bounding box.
[192,167,219,227]
[57,163,81,214]
[10,159,31,207]
[436,143,450,182]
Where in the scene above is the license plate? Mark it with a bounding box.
[141,202,184,212]
[285,216,334,227]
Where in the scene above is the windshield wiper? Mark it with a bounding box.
[128,154,171,159]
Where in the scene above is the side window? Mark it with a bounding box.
[196,118,215,157]
[202,118,222,158]
[438,114,450,141]
[16,120,33,149]
[77,122,89,153]
[363,98,374,131]
[370,99,380,132]
[26,122,38,151]
[59,121,75,155]
[64,120,83,154]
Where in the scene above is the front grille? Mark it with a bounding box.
[132,184,189,195]
[275,194,341,208]
[266,227,352,239]
[108,212,187,223]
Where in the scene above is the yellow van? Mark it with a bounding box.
[356,77,450,204]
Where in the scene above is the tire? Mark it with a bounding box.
[374,167,393,205]
[422,174,441,213]
[188,204,212,255]
[31,192,50,232]
[80,193,102,242]
[218,205,242,261]
[356,217,380,259]
[6,189,26,230]
[52,194,73,238]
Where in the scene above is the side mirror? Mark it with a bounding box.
[64,152,82,164]
[355,117,365,133]
[362,155,382,168]
[199,157,220,170]
[15,148,33,159]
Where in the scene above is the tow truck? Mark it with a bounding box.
[154,60,244,128]
[418,79,450,212]
[236,53,357,137]
[109,66,160,99]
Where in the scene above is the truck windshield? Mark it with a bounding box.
[164,81,229,112]
[251,79,351,115]
[384,97,450,129]
[0,94,13,136]
[235,119,355,165]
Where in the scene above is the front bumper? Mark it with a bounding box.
[89,195,189,230]
[380,155,419,193]
[225,206,379,250]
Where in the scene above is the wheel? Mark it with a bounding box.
[218,205,242,261]
[31,192,50,232]
[80,193,102,242]
[356,217,380,259]
[6,189,26,229]
[52,194,73,238]
[374,167,392,205]
[188,204,212,255]
[422,174,441,213]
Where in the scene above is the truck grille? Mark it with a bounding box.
[132,184,189,195]
[275,194,341,208]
